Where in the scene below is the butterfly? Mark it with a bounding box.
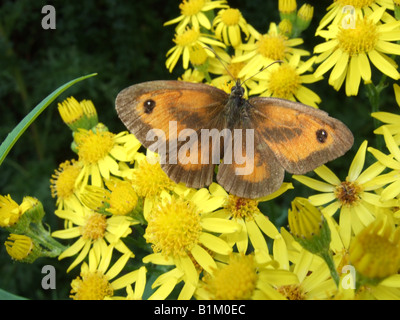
[115,79,353,199]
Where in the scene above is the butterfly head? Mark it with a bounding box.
[230,80,245,99]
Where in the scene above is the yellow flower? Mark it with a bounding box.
[278,0,297,19]
[317,0,395,32]
[164,0,228,34]
[349,218,400,281]
[314,8,400,96]
[208,182,293,265]
[196,253,292,300]
[288,197,326,241]
[233,22,310,79]
[58,96,98,131]
[142,189,239,297]
[74,127,140,188]
[0,195,25,228]
[5,234,34,261]
[52,205,137,272]
[278,19,293,36]
[127,152,177,218]
[178,68,205,83]
[213,7,249,47]
[208,47,249,88]
[70,246,139,300]
[296,4,314,33]
[248,55,322,108]
[81,179,139,216]
[293,141,395,248]
[50,159,83,210]
[166,26,225,72]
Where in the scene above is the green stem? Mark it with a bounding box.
[365,78,387,150]
[204,70,212,83]
[319,250,340,288]
[27,223,66,257]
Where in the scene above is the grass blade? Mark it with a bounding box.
[0,73,97,167]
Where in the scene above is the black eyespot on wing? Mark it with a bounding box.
[316,129,328,143]
[144,99,156,114]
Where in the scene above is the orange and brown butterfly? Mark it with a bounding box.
[115,77,353,199]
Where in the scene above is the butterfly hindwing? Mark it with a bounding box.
[216,121,285,199]
[248,97,354,174]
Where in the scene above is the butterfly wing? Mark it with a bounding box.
[115,80,228,188]
[216,126,285,199]
[248,97,354,174]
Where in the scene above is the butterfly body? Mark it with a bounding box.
[116,80,353,199]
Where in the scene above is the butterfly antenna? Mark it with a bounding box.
[242,60,283,86]
[203,47,236,82]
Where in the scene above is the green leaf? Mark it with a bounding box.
[0,288,27,300]
[0,73,98,167]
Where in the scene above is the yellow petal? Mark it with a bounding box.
[190,244,217,274]
[368,50,400,80]
[199,232,232,255]
[348,140,367,182]
[357,52,371,81]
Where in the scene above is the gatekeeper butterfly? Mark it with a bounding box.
[115,79,353,199]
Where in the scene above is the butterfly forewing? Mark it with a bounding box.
[116,80,229,189]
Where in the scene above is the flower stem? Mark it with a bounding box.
[319,250,340,287]
[365,78,387,149]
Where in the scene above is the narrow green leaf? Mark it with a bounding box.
[0,288,27,300]
[0,73,97,167]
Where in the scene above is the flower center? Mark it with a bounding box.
[144,198,202,257]
[221,8,241,26]
[257,34,287,60]
[70,271,113,300]
[337,18,379,56]
[82,212,107,240]
[335,180,361,207]
[174,27,200,47]
[277,284,306,300]
[268,64,301,99]
[203,254,258,300]
[335,0,375,9]
[131,160,175,198]
[50,160,81,200]
[180,0,205,16]
[107,180,138,215]
[226,195,259,220]
[76,130,115,164]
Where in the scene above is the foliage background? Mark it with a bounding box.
[0,0,396,299]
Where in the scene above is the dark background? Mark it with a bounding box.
[0,0,395,299]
